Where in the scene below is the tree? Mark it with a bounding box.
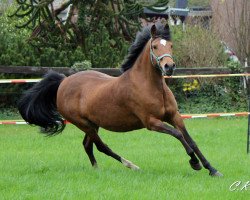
[9,0,169,67]
[11,0,169,48]
[211,0,250,64]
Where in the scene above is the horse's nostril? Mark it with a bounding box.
[164,64,170,69]
[165,63,175,69]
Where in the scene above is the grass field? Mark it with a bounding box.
[0,118,249,199]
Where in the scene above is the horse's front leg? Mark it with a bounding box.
[147,117,200,170]
[166,112,223,177]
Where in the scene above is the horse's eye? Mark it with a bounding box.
[153,45,157,49]
[171,45,173,49]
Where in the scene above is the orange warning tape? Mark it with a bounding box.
[0,112,249,125]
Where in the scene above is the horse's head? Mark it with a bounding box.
[150,24,175,76]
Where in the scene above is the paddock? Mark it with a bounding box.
[0,118,249,199]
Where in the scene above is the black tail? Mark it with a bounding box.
[18,71,66,136]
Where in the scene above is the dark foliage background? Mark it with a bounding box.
[0,2,248,118]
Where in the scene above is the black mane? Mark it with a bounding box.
[121,23,171,73]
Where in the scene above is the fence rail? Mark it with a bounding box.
[1,65,249,77]
[164,73,250,79]
[1,73,250,84]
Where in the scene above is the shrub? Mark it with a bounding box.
[0,5,227,69]
[0,5,128,68]
[172,25,228,68]
[0,5,85,67]
[0,5,32,66]
[85,22,129,68]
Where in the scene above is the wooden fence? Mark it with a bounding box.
[1,65,249,77]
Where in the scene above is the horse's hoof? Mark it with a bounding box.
[209,170,223,177]
[189,159,202,171]
[121,157,140,170]
[92,163,98,169]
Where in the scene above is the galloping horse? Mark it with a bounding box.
[18,23,222,176]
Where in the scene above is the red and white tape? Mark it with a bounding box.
[0,112,249,125]
[0,121,27,125]
[0,79,41,84]
[181,112,250,119]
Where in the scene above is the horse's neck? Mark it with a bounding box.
[129,41,164,90]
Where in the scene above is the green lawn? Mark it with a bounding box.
[0,118,249,199]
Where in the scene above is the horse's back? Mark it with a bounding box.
[68,70,114,83]
[59,70,114,92]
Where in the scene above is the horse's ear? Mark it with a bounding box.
[151,24,157,38]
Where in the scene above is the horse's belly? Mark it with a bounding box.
[101,120,143,132]
[89,108,144,132]
[100,123,143,132]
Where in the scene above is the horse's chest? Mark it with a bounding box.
[163,87,178,117]
[130,93,166,121]
[139,88,178,120]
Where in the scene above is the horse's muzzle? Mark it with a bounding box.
[164,63,176,76]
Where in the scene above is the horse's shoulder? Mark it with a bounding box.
[161,81,177,106]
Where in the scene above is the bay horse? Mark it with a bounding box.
[18,23,222,176]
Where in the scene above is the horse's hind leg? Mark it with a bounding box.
[83,135,97,167]
[167,113,223,177]
[79,123,139,170]
[90,133,140,170]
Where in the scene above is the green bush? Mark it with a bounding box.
[170,61,247,114]
[169,26,247,113]
[85,22,129,68]
[0,6,31,66]
[0,6,86,67]
[0,5,227,68]
[0,5,129,68]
